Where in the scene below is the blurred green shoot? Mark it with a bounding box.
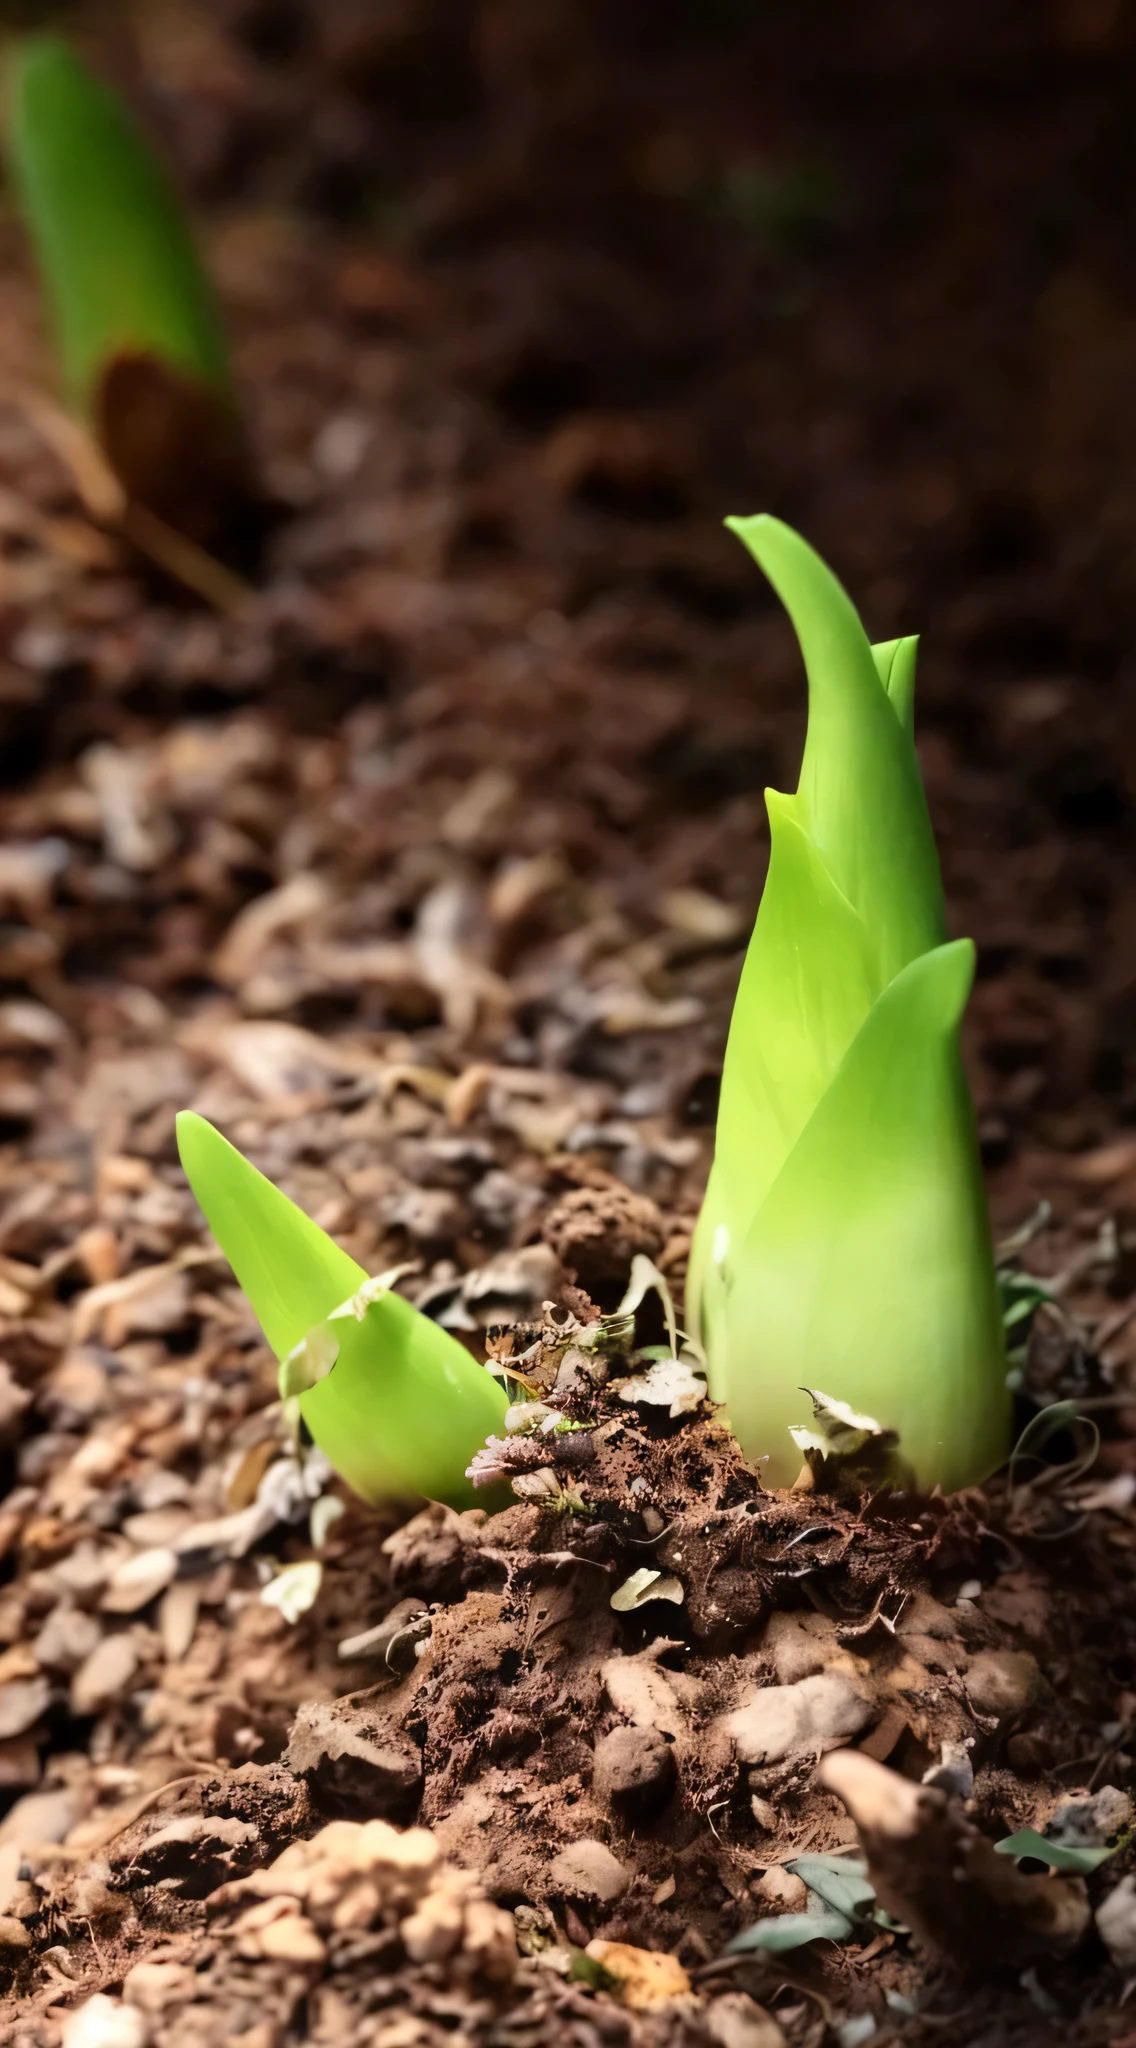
[6,35,229,412]
[4,37,248,564]
[177,1112,509,1512]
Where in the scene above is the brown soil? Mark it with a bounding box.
[1,1,1136,2043]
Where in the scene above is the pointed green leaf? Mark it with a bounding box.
[306,1288,508,1510]
[711,792,877,1230]
[871,635,918,737]
[176,1111,364,1361]
[687,797,877,1368]
[716,941,1009,1492]
[5,37,231,412]
[177,1112,507,1509]
[726,1898,855,1954]
[689,520,1007,1497]
[726,517,944,985]
[994,1829,1116,1875]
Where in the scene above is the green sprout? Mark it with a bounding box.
[686,516,1010,1493]
[4,35,248,578]
[5,37,231,419]
[176,1113,509,1511]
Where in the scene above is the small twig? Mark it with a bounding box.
[119,500,251,616]
[835,1590,906,1641]
[46,1771,211,1859]
[705,1798,730,1844]
[1093,1300,1136,1354]
[624,1519,679,1547]
[477,1544,614,1574]
[14,381,251,614]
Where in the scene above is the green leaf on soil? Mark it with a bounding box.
[176,1110,508,1510]
[725,1854,882,1955]
[726,1895,856,1955]
[998,1268,1057,1340]
[994,1828,1117,1874]
[786,1853,877,1919]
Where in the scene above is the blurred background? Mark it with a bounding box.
[0,0,1132,1925]
[0,0,1134,1256]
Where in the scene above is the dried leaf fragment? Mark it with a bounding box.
[819,1749,1091,1968]
[260,1560,322,1624]
[583,1939,692,2009]
[789,1388,905,1493]
[617,1355,707,1417]
[611,1569,684,1613]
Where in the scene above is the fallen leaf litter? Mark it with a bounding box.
[0,6,1135,2046]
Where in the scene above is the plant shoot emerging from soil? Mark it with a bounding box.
[177,1112,508,1510]
[686,516,1010,1493]
[4,36,248,566]
[5,37,231,418]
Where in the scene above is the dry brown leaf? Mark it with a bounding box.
[212,873,330,985]
[72,1263,191,1347]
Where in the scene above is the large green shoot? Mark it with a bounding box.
[687,517,1009,1493]
[177,1113,508,1511]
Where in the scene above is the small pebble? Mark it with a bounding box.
[549,1838,633,1905]
[592,1725,675,1813]
[0,1914,32,1954]
[752,1865,808,1913]
[34,1604,102,1675]
[159,1581,200,1664]
[1097,1873,1136,1969]
[0,1676,50,1741]
[0,1786,79,1850]
[705,1992,787,2048]
[964,1649,1043,1720]
[725,1673,873,1766]
[60,1995,148,2048]
[256,1912,327,1965]
[48,1541,113,1603]
[122,1959,194,2013]
[584,1938,691,2010]
[836,2018,876,2048]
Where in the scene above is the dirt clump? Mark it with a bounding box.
[543,1185,668,1295]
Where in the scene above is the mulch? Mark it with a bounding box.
[2,1,1136,2042]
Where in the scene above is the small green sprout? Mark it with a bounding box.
[176,1112,508,1512]
[686,516,1010,1494]
[6,37,230,413]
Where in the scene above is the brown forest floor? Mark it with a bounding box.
[3,0,1136,2042]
